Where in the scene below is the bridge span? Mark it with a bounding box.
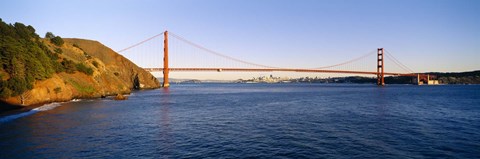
[143,67,415,77]
[118,31,430,87]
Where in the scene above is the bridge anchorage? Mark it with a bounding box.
[120,30,435,87]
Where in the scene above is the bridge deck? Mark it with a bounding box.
[143,68,416,76]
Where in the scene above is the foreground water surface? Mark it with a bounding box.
[0,84,479,158]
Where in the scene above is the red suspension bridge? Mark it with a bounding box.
[118,31,430,87]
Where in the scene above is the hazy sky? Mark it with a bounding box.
[1,0,479,79]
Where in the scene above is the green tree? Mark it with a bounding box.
[0,20,69,98]
[7,77,30,96]
[50,36,64,46]
[13,22,32,39]
[0,87,13,98]
[45,32,55,39]
[11,57,26,78]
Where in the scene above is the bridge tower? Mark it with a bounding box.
[163,31,170,87]
[377,48,385,86]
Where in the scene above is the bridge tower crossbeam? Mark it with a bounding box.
[377,48,385,86]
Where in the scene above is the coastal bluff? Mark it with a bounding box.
[1,34,160,106]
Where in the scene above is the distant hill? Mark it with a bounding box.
[337,71,480,84]
[0,19,160,106]
[429,70,480,84]
[318,71,480,84]
[158,70,480,85]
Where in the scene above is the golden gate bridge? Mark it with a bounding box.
[118,31,431,87]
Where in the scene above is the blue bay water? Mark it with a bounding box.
[0,84,479,158]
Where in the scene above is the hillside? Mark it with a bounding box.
[0,19,160,107]
[430,70,480,84]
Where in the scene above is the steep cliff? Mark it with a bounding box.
[2,38,160,106]
[0,20,160,106]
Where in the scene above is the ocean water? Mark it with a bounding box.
[0,84,479,158]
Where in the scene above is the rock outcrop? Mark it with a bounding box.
[114,94,127,100]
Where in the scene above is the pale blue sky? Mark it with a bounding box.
[1,0,479,79]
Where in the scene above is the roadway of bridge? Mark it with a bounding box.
[143,68,416,76]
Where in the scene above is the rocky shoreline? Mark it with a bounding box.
[0,87,157,116]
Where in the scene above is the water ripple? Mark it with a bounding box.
[0,84,479,158]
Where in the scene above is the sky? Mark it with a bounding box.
[1,0,479,79]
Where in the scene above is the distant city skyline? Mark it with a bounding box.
[1,0,479,79]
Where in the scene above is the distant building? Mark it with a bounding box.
[415,74,440,85]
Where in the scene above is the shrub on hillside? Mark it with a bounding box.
[84,52,92,59]
[54,87,61,94]
[61,60,76,73]
[45,32,64,46]
[50,36,64,46]
[76,63,93,75]
[92,61,99,68]
[54,48,63,54]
